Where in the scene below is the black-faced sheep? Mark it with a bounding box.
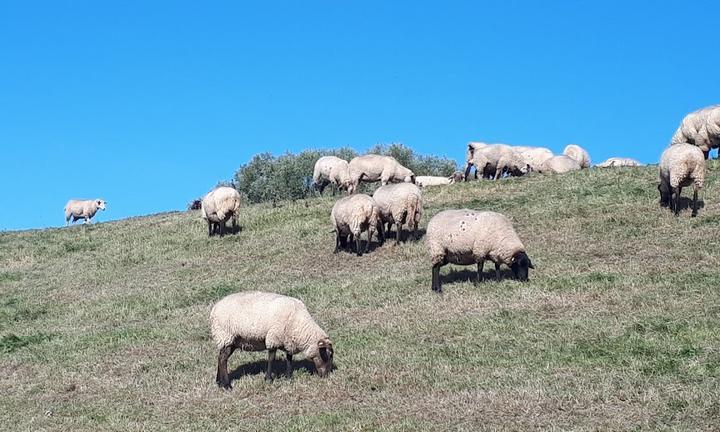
[331,194,385,256]
[658,144,705,217]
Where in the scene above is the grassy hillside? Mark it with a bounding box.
[2,165,720,431]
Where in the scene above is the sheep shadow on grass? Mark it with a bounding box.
[228,358,333,381]
[443,267,516,285]
[670,197,705,214]
[383,227,427,243]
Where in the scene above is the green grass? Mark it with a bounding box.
[1,165,720,431]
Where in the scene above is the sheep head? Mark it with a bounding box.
[511,251,534,281]
[312,338,334,377]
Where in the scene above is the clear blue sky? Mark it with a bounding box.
[2,1,719,231]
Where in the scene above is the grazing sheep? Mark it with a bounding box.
[348,155,415,191]
[596,157,643,168]
[331,194,384,256]
[64,199,106,226]
[537,155,582,174]
[464,142,489,180]
[201,186,241,237]
[474,144,529,180]
[210,291,334,388]
[426,210,534,292]
[658,144,705,217]
[563,144,591,168]
[415,175,455,187]
[671,105,719,158]
[512,146,554,172]
[372,183,423,244]
[312,156,353,195]
[699,107,720,158]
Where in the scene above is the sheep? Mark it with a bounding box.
[426,210,534,292]
[201,186,241,237]
[464,142,488,180]
[312,156,353,195]
[658,143,705,217]
[563,144,591,168]
[415,175,455,187]
[474,144,529,180]
[188,199,202,210]
[537,155,582,174]
[596,157,643,168]
[698,107,720,158]
[210,291,334,388]
[64,199,106,226]
[372,183,423,244]
[348,155,415,191]
[512,146,554,172]
[671,105,719,158]
[331,194,384,256]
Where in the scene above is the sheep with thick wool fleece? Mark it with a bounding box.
[372,182,423,244]
[313,156,353,195]
[415,175,455,187]
[670,105,720,158]
[474,144,529,179]
[210,291,334,388]
[64,199,106,226]
[426,210,534,292]
[201,186,241,237]
[347,155,415,191]
[464,142,489,180]
[596,157,643,168]
[331,194,384,256]
[512,146,554,172]
[658,143,705,217]
[538,155,582,174]
[563,144,591,168]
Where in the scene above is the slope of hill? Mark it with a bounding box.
[2,166,720,431]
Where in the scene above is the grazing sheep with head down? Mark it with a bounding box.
[658,143,705,217]
[331,194,384,256]
[537,155,582,174]
[348,155,415,192]
[596,157,643,168]
[563,144,591,168]
[512,146,554,172]
[426,210,534,292]
[64,199,106,226]
[475,144,529,179]
[372,182,423,244]
[201,186,241,237]
[312,156,353,195]
[210,291,334,388]
[671,105,719,158]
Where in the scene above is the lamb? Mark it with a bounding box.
[210,291,334,388]
[474,144,529,180]
[64,199,106,225]
[512,146,554,172]
[658,143,705,217]
[426,210,534,292]
[463,142,488,180]
[596,157,643,168]
[537,155,582,174]
[348,155,415,191]
[563,144,591,168]
[670,105,719,158]
[201,186,241,237]
[312,156,353,195]
[331,194,384,256]
[372,183,422,244]
[415,175,455,187]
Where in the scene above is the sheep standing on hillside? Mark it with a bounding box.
[348,155,415,192]
[537,155,582,174]
[512,146,554,172]
[312,156,353,195]
[671,105,719,158]
[475,144,529,180]
[201,186,241,237]
[64,199,106,226]
[658,144,705,217]
[210,291,334,388]
[372,183,423,244]
[426,210,534,292]
[563,144,591,168]
[698,107,720,158]
[331,194,384,256]
[596,157,643,168]
[463,142,488,180]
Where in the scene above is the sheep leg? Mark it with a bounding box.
[265,349,276,382]
[692,186,699,217]
[477,260,484,283]
[494,167,502,180]
[334,231,341,253]
[365,227,374,253]
[216,345,235,389]
[285,353,293,378]
[431,263,443,293]
[207,221,213,237]
[463,163,473,181]
[355,234,363,257]
[377,222,385,246]
[495,262,501,281]
[673,187,681,216]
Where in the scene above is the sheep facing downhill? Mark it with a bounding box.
[64,199,106,226]
[210,291,334,388]
[372,182,423,244]
[596,157,643,168]
[563,144,591,168]
[201,186,241,237]
[312,156,353,195]
[426,210,534,293]
[331,194,384,256]
[658,143,705,217]
[348,155,415,192]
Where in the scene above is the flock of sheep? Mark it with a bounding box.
[61,104,719,388]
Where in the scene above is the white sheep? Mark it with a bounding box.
[563,144,591,168]
[658,143,705,217]
[348,155,415,191]
[699,107,720,158]
[475,144,529,180]
[201,186,241,237]
[426,210,534,292]
[537,155,582,174]
[463,142,488,180]
[210,291,333,388]
[372,182,423,244]
[596,157,643,168]
[331,194,384,256]
[312,156,353,195]
[415,175,455,187]
[64,199,106,226]
[670,105,719,158]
